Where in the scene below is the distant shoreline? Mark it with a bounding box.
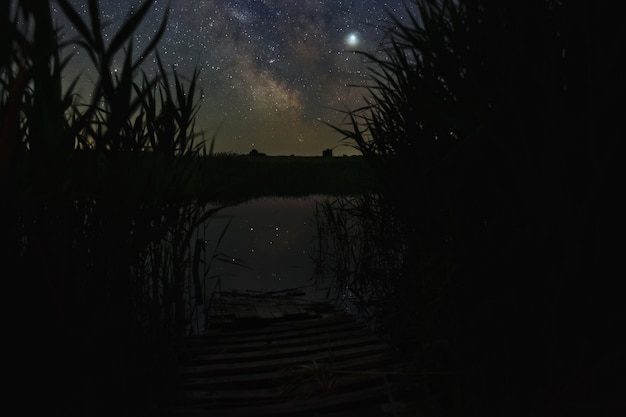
[13,152,378,203]
[195,154,378,201]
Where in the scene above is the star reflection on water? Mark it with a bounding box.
[200,194,333,300]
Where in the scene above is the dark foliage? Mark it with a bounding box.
[320,1,624,415]
[1,1,226,415]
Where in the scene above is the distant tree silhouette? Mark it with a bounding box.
[249,148,266,156]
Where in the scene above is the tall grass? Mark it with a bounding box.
[1,1,236,414]
[318,1,622,415]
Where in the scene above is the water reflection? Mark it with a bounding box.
[201,194,332,300]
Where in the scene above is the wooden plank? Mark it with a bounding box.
[208,297,335,319]
[176,317,367,356]
[235,310,260,319]
[178,343,391,376]
[180,362,415,403]
[172,383,408,417]
[180,319,367,345]
[180,387,281,404]
[188,334,384,364]
[171,296,418,417]
[181,375,388,405]
[180,352,399,390]
[204,314,361,339]
[277,303,307,316]
[180,327,374,356]
[254,303,285,319]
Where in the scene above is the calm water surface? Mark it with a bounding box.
[200,194,333,301]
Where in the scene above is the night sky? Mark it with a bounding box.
[51,0,417,156]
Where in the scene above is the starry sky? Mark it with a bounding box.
[51,0,417,156]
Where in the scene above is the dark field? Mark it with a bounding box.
[196,154,377,201]
[13,152,378,203]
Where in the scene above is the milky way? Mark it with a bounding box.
[52,0,416,155]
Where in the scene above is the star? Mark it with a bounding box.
[345,32,360,47]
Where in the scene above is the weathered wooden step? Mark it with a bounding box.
[180,327,374,359]
[179,352,400,390]
[171,382,411,417]
[178,342,391,376]
[197,312,358,338]
[186,334,383,364]
[170,296,419,416]
[179,315,364,346]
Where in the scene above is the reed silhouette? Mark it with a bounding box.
[320,1,624,415]
[0,1,240,415]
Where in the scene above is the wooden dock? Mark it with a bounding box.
[168,292,421,416]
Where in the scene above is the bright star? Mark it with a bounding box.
[346,32,359,47]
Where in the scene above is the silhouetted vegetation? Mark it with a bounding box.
[317,1,623,415]
[1,1,234,415]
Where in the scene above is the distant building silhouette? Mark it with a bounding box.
[249,149,266,156]
[322,148,333,157]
